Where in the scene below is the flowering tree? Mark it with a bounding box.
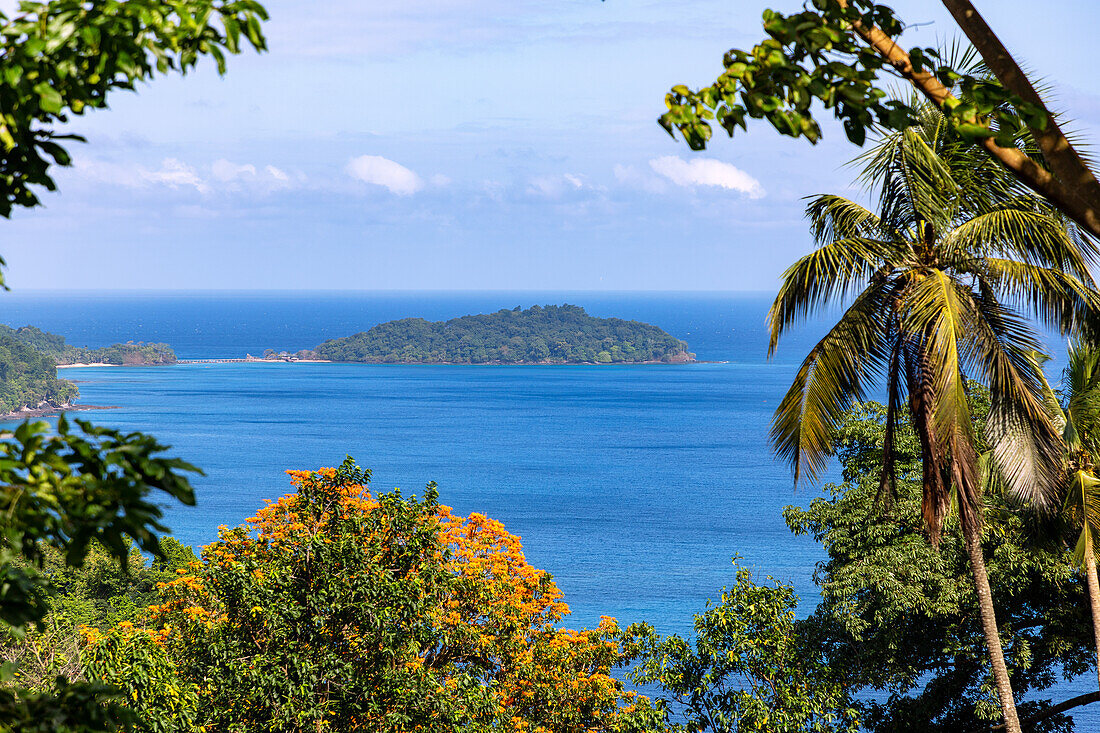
[85,459,663,732]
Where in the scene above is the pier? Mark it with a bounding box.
[176,358,257,364]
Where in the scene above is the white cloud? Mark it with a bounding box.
[266,165,291,182]
[210,159,295,192]
[346,155,423,195]
[527,172,588,198]
[649,156,764,198]
[142,158,208,192]
[74,157,209,193]
[211,160,257,181]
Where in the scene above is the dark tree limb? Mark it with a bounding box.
[938,0,1100,243]
[973,690,1100,732]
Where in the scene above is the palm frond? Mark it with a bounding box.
[767,235,896,355]
[975,258,1100,342]
[878,324,906,511]
[963,285,1065,511]
[945,207,1094,282]
[1026,349,1067,437]
[899,270,975,455]
[1066,470,1100,568]
[770,282,896,485]
[862,125,959,234]
[805,194,893,245]
[1064,340,1100,456]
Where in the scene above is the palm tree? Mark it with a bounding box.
[1031,342,1100,690]
[767,103,1100,733]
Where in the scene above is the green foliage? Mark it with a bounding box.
[3,325,176,365]
[2,539,196,691]
[0,417,200,731]
[0,0,267,220]
[658,2,1043,152]
[784,401,1094,732]
[627,561,860,733]
[1039,340,1100,568]
[0,325,76,412]
[0,677,136,733]
[83,627,198,733]
[313,304,693,365]
[0,416,200,630]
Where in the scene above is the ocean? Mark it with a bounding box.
[1,290,1093,725]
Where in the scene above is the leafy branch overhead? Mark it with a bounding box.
[0,416,200,630]
[0,0,268,218]
[659,0,1100,240]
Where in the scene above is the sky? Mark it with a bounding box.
[5,0,1100,291]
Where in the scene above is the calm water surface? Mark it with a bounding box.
[1,290,1091,725]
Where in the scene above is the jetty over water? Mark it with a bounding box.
[176,358,256,364]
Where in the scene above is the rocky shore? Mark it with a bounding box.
[0,400,117,420]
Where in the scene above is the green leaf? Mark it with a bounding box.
[33,82,62,114]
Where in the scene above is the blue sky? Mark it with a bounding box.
[7,0,1100,291]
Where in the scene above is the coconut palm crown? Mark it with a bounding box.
[1033,341,1100,690]
[769,104,1100,543]
[768,102,1100,733]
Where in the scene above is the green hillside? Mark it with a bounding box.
[4,325,176,365]
[0,328,78,413]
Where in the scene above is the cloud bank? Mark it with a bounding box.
[73,157,296,196]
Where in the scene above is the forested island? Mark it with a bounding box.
[302,305,694,364]
[0,326,176,416]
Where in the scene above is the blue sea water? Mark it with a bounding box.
[0,290,1094,726]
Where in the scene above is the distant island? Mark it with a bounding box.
[269,305,694,365]
[0,326,176,417]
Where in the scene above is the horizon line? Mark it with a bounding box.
[0,288,779,295]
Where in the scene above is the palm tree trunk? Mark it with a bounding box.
[963,523,1022,733]
[1084,542,1100,691]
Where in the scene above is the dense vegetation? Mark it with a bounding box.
[312,305,693,365]
[0,327,77,413]
[786,394,1098,731]
[3,325,176,366]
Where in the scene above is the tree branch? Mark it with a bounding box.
[834,0,1100,240]
[938,0,1100,215]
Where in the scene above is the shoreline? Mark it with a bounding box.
[59,357,723,368]
[246,358,704,366]
[0,404,119,420]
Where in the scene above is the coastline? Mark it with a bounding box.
[61,357,716,367]
[0,404,118,420]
